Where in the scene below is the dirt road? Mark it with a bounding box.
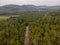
[24,26,29,45]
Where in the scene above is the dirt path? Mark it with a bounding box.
[24,26,29,45]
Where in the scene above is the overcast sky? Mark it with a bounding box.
[0,0,60,6]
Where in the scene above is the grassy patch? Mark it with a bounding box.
[0,15,19,20]
[0,16,10,20]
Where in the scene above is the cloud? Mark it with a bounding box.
[0,0,60,6]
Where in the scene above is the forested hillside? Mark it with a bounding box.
[0,5,60,15]
[0,10,60,45]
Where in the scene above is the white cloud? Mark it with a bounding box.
[0,0,60,6]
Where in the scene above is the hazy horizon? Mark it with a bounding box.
[0,0,60,6]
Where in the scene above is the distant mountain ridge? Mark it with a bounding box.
[0,4,60,15]
[0,4,60,10]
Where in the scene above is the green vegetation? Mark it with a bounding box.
[0,15,19,20]
[0,16,9,20]
[0,10,60,45]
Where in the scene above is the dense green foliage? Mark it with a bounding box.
[0,10,60,45]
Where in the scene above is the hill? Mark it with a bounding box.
[0,4,60,15]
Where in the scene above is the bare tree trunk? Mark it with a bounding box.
[24,26,29,45]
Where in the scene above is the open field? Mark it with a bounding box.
[0,15,19,20]
[0,16,10,20]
